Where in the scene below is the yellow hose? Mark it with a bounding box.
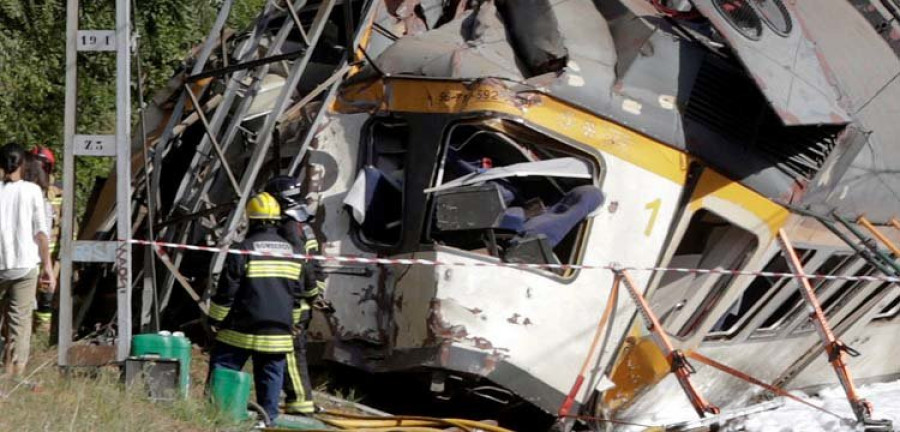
[274,428,449,432]
[444,419,514,432]
[319,409,515,432]
[323,419,455,428]
[321,417,471,431]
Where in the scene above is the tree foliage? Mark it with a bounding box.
[0,0,265,216]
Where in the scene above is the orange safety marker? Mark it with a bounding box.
[858,216,900,257]
[616,269,720,418]
[777,229,890,429]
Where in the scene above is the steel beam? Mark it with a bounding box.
[115,0,134,362]
[208,0,338,278]
[151,0,236,309]
[156,0,277,310]
[185,49,305,83]
[159,0,310,311]
[286,0,379,176]
[166,0,280,218]
[183,84,242,195]
[59,0,79,367]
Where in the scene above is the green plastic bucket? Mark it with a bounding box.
[132,332,192,397]
[210,367,252,422]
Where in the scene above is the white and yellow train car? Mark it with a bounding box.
[298,0,900,429]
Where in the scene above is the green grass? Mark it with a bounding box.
[0,334,252,432]
[0,334,374,431]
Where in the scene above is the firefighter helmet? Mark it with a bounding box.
[246,192,281,220]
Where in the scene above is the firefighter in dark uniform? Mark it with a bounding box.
[264,175,329,415]
[207,192,311,423]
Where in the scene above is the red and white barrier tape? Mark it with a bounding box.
[128,239,900,283]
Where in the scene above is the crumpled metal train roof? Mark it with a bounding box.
[365,0,900,223]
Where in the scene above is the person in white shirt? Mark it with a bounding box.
[0,143,54,376]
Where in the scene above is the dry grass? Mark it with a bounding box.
[0,334,253,432]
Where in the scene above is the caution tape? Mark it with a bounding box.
[127,239,900,283]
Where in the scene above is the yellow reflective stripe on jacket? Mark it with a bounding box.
[209,302,231,321]
[304,239,319,252]
[302,284,322,299]
[246,260,302,279]
[216,329,294,353]
[292,301,311,323]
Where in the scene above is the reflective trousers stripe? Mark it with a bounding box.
[34,311,52,323]
[284,400,315,413]
[216,330,293,353]
[286,354,307,405]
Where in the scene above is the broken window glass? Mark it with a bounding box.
[427,122,602,272]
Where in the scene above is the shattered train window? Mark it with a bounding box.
[345,119,409,246]
[426,123,603,273]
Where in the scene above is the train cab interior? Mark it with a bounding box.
[343,119,604,271]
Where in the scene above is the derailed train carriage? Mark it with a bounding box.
[75,0,900,430]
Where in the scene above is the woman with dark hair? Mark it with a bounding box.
[22,154,49,195]
[0,143,53,376]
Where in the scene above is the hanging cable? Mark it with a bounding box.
[131,0,160,331]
